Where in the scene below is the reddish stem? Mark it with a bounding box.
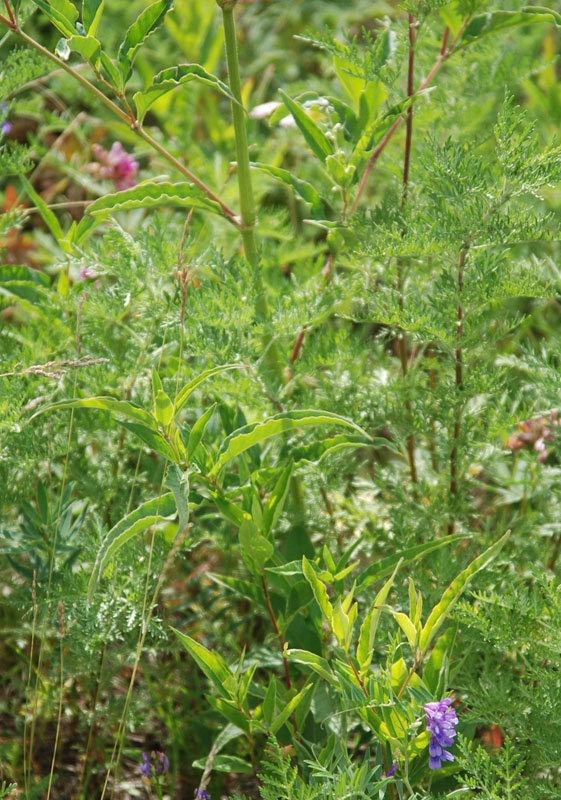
[290,325,307,365]
[260,572,291,689]
[3,0,15,25]
[350,26,451,215]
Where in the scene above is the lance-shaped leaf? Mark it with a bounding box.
[278,90,333,163]
[419,530,511,653]
[175,364,246,414]
[269,683,314,734]
[209,410,370,478]
[118,421,177,461]
[187,403,216,462]
[20,176,64,241]
[88,492,176,596]
[262,460,293,536]
[83,0,104,35]
[291,433,393,465]
[460,8,561,46]
[287,649,336,685]
[118,0,175,86]
[250,162,324,216]
[356,534,467,592]
[302,556,333,620]
[357,560,401,674]
[134,63,237,123]
[172,629,233,700]
[166,465,189,530]
[192,754,252,774]
[392,612,418,650]
[31,0,78,37]
[100,52,121,90]
[86,182,223,219]
[31,396,157,428]
[423,624,457,694]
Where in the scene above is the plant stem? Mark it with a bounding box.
[350,25,451,215]
[260,572,291,689]
[448,248,467,535]
[220,2,283,380]
[46,603,65,800]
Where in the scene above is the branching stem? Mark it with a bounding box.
[260,572,291,689]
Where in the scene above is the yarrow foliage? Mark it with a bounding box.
[424,698,458,770]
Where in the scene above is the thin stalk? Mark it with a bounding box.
[427,343,439,473]
[448,248,467,535]
[46,603,65,800]
[350,25,451,215]
[220,2,283,380]
[260,572,291,689]
[79,644,107,799]
[0,15,239,225]
[22,571,38,796]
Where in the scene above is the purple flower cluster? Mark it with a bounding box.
[195,790,210,800]
[92,141,138,190]
[139,750,169,777]
[424,697,458,770]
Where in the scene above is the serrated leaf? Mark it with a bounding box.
[172,629,233,700]
[83,0,104,35]
[175,364,246,414]
[67,34,101,68]
[133,63,236,123]
[278,90,333,163]
[302,556,333,620]
[31,0,78,37]
[419,531,510,653]
[86,182,223,218]
[460,8,561,46]
[209,410,370,478]
[118,0,175,86]
[250,162,324,216]
[31,396,157,428]
[88,493,176,596]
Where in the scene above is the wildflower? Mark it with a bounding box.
[91,141,138,190]
[385,761,398,778]
[1,101,11,137]
[155,751,169,774]
[424,697,458,770]
[195,790,210,800]
[139,752,151,777]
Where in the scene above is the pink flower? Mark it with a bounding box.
[92,141,138,190]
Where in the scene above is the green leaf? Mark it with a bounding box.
[423,624,457,695]
[118,0,175,86]
[175,364,246,414]
[302,556,333,620]
[99,52,122,90]
[118,421,177,461]
[172,629,233,700]
[239,519,274,573]
[86,182,223,219]
[460,8,561,46]
[439,1,465,37]
[269,683,314,734]
[291,434,391,465]
[209,410,370,478]
[192,754,252,773]
[278,90,333,163]
[393,612,418,650]
[133,63,236,123]
[262,460,293,536]
[356,561,400,674]
[88,493,176,596]
[419,531,511,653]
[356,534,467,593]
[20,176,64,242]
[0,266,50,286]
[67,34,101,69]
[187,403,216,462]
[31,0,78,37]
[31,396,157,428]
[287,649,336,685]
[250,162,324,216]
[154,389,174,427]
[166,465,189,530]
[82,0,104,35]
[263,677,277,725]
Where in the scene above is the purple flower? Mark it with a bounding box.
[139,752,151,777]
[1,101,6,113]
[1,120,11,136]
[385,761,398,778]
[195,790,210,800]
[424,697,458,770]
[92,141,138,190]
[155,751,169,774]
